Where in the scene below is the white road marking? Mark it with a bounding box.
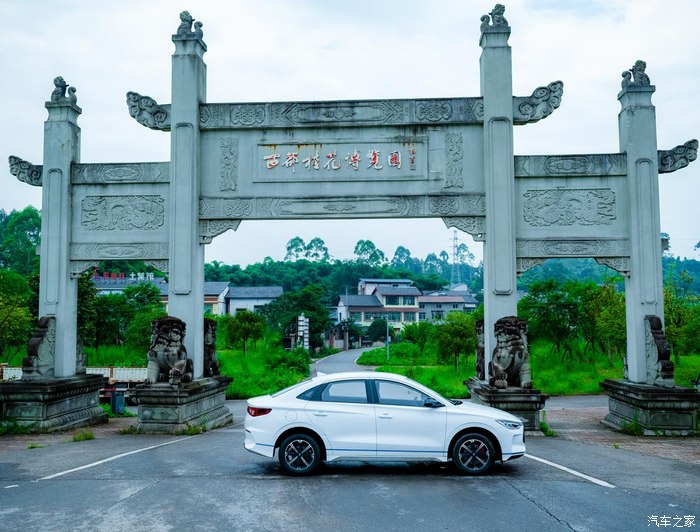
[35,419,246,481]
[525,454,616,488]
[4,485,19,488]
[35,436,196,481]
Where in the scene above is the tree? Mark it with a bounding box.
[94,293,130,346]
[285,237,306,261]
[518,279,581,361]
[423,252,449,278]
[260,284,331,349]
[304,237,330,262]
[367,319,394,343]
[594,280,626,363]
[433,312,476,372]
[0,206,41,275]
[77,273,98,347]
[124,308,167,354]
[354,240,386,266]
[0,270,33,363]
[223,310,265,356]
[401,321,434,354]
[93,282,164,347]
[122,283,164,315]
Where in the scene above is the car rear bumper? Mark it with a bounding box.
[244,428,275,458]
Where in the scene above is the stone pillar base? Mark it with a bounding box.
[129,376,233,433]
[467,377,548,432]
[600,379,700,436]
[0,374,108,432]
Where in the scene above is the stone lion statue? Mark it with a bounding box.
[203,317,221,377]
[146,316,193,385]
[488,316,532,389]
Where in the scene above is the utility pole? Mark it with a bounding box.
[450,230,460,288]
[385,315,390,362]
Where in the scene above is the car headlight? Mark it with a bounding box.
[496,419,523,430]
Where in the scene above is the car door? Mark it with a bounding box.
[372,379,447,459]
[304,379,376,458]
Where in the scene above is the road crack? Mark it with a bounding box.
[505,478,576,530]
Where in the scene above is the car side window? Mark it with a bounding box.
[319,380,368,404]
[376,380,430,407]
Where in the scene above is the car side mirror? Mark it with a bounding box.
[424,397,444,408]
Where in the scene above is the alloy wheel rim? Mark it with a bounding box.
[458,439,489,471]
[285,439,314,471]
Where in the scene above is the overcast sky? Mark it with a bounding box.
[2,0,698,266]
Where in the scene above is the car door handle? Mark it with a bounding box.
[312,412,328,417]
[378,414,392,419]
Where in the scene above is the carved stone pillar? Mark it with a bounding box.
[168,21,207,378]
[618,64,664,384]
[479,11,518,369]
[40,81,81,377]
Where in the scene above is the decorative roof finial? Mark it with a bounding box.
[194,20,204,40]
[490,4,508,27]
[50,76,78,105]
[177,11,194,34]
[481,4,509,33]
[51,76,67,102]
[630,60,651,86]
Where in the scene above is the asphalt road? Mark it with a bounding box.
[1,350,698,531]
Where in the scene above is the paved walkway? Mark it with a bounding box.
[541,403,700,465]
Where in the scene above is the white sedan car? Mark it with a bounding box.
[245,371,525,476]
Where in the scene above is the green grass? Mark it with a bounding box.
[83,345,147,367]
[72,430,95,442]
[0,415,35,435]
[27,443,46,449]
[357,343,438,366]
[529,340,700,395]
[99,403,136,418]
[176,425,206,435]
[118,425,143,435]
[374,362,474,399]
[674,353,700,388]
[218,346,311,399]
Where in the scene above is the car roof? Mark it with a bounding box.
[310,371,410,383]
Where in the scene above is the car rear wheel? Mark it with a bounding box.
[278,434,321,476]
[452,433,496,475]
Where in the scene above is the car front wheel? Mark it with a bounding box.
[278,434,321,476]
[452,433,496,475]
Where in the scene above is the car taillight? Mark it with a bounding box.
[247,406,272,417]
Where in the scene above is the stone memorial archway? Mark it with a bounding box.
[3,5,698,433]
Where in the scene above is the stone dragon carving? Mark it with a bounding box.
[22,317,56,380]
[644,315,674,387]
[146,317,194,386]
[9,155,42,186]
[488,316,532,389]
[126,91,170,130]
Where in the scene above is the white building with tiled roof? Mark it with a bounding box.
[224,285,284,315]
